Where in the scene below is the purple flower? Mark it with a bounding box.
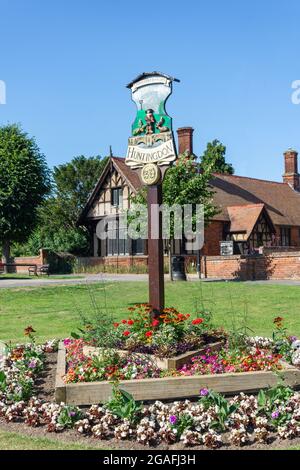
[200,388,209,396]
[28,360,37,369]
[63,338,72,347]
[289,336,298,343]
[169,415,177,425]
[68,411,76,417]
[271,410,279,419]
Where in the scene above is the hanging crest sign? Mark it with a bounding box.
[125,72,179,179]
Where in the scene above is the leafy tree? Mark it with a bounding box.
[0,124,51,271]
[130,152,218,279]
[53,155,107,228]
[200,139,234,175]
[13,155,108,256]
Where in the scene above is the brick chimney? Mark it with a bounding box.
[283,148,299,190]
[177,127,194,155]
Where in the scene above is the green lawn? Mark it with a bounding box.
[1,279,300,451]
[0,280,300,343]
[0,429,99,450]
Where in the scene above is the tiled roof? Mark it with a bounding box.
[111,157,142,192]
[211,173,300,226]
[227,204,265,238]
[79,157,300,228]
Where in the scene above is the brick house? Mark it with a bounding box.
[78,128,300,267]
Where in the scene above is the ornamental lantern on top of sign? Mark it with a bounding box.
[125,72,179,185]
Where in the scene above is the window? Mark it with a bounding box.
[107,218,128,256]
[280,227,291,246]
[111,188,123,207]
[132,238,144,255]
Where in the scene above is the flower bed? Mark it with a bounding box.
[0,335,58,403]
[73,304,225,360]
[54,315,300,404]
[64,339,283,383]
[3,341,300,449]
[82,342,223,371]
[56,340,300,405]
[2,329,300,448]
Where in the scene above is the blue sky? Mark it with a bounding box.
[1,0,300,181]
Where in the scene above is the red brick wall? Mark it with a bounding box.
[274,225,300,247]
[201,251,300,280]
[291,226,300,246]
[11,250,47,273]
[202,221,224,256]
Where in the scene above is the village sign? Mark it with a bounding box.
[125,72,179,185]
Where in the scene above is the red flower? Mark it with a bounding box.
[152,319,159,327]
[145,331,153,338]
[121,319,127,324]
[192,318,204,325]
[24,326,36,336]
[127,319,134,325]
[113,322,120,328]
[123,330,130,336]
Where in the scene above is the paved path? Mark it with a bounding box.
[1,273,300,289]
[0,273,207,288]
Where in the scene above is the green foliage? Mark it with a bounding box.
[13,155,108,256]
[129,152,219,244]
[272,317,292,361]
[12,374,34,402]
[257,383,293,413]
[199,389,238,431]
[170,413,194,436]
[0,124,51,253]
[71,284,117,348]
[57,406,82,429]
[72,310,117,348]
[226,297,253,353]
[106,383,142,424]
[91,349,120,371]
[0,371,6,393]
[200,139,234,175]
[53,155,108,228]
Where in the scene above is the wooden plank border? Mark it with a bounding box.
[55,341,66,403]
[83,341,223,371]
[56,342,300,406]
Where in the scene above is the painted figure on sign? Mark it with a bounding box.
[156,116,169,133]
[145,109,155,134]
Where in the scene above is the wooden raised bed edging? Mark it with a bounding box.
[55,342,300,406]
[82,340,223,370]
[55,342,66,403]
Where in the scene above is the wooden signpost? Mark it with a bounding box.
[125,72,179,318]
[147,184,164,318]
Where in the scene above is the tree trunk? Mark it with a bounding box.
[168,241,173,281]
[2,240,11,274]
